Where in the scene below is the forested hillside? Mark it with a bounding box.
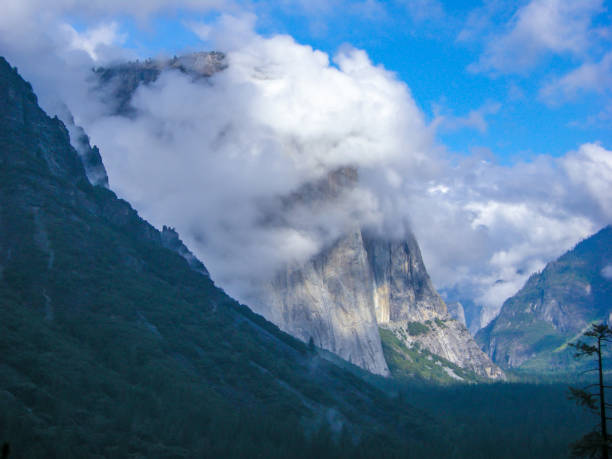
[0,56,441,458]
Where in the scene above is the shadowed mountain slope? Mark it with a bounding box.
[0,56,446,458]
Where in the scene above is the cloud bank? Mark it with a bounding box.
[1,5,611,327]
[80,30,435,300]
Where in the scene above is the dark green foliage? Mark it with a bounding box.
[0,56,445,458]
[406,321,430,336]
[434,318,447,328]
[398,381,593,459]
[379,328,479,384]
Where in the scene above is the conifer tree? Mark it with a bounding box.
[569,323,612,458]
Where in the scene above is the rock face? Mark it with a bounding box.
[93,52,226,115]
[255,169,503,379]
[477,226,612,371]
[447,302,467,327]
[364,234,447,324]
[259,227,504,379]
[365,234,504,380]
[262,230,391,376]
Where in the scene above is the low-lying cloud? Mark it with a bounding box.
[1,8,611,327]
[80,31,434,299]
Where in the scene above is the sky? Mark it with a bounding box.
[1,0,611,328]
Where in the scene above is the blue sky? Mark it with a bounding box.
[105,0,612,163]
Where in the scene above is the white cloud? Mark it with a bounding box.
[562,143,612,219]
[1,3,611,328]
[602,265,612,279]
[433,100,501,133]
[75,28,432,301]
[188,13,258,51]
[402,145,612,324]
[469,0,604,74]
[540,52,612,103]
[62,22,125,61]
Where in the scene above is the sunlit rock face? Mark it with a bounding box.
[364,234,447,324]
[253,168,503,379]
[262,230,391,376]
[257,222,504,379]
[365,233,504,380]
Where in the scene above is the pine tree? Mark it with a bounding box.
[569,323,612,458]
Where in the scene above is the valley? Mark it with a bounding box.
[0,37,610,458]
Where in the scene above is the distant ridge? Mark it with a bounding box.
[477,225,612,373]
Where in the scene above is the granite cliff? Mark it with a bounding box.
[255,168,503,380]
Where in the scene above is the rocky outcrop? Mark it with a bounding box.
[161,225,209,277]
[447,302,467,327]
[93,52,226,116]
[364,234,446,324]
[383,318,504,379]
[65,119,109,188]
[365,233,503,380]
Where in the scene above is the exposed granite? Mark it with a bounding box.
[254,167,503,379]
[447,302,467,327]
[260,230,390,376]
[93,52,226,116]
[364,233,447,324]
[364,233,504,380]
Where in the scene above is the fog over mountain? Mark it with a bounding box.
[1,6,611,327]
